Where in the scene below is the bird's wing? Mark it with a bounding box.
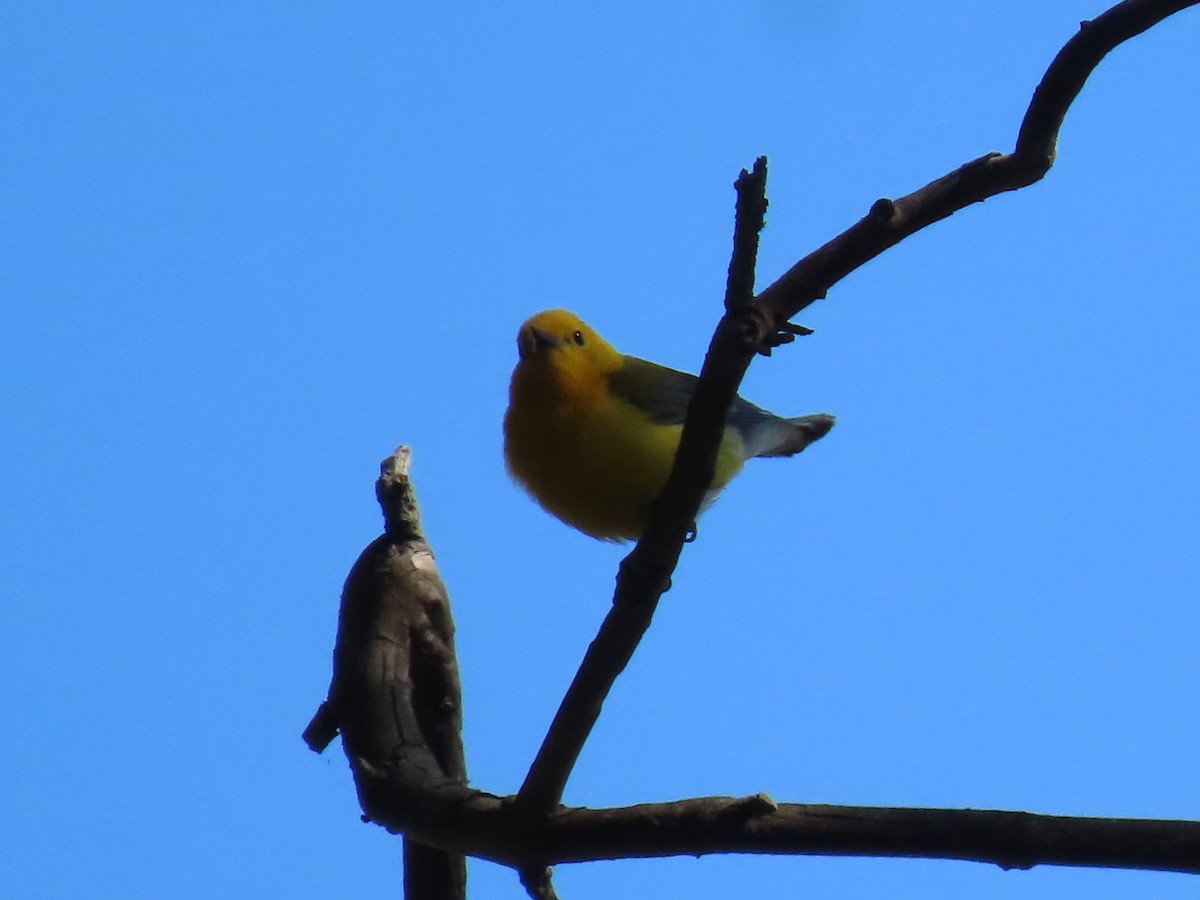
[609,354,834,458]
[609,355,774,428]
[607,355,698,424]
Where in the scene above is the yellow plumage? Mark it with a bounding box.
[503,309,834,541]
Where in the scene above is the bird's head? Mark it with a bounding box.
[514,309,622,377]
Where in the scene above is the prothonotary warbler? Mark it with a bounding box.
[503,309,835,541]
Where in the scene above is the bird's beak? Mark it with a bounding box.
[517,324,562,360]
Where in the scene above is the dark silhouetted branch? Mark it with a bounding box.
[509,159,772,821]
[345,765,1200,875]
[756,0,1200,325]
[305,447,467,900]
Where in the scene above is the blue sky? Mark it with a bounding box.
[3,1,1199,897]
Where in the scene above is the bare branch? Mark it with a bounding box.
[725,156,769,314]
[348,765,1200,876]
[509,160,772,820]
[305,447,467,900]
[756,0,1200,323]
[532,798,1200,873]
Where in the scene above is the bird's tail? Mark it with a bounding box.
[756,412,836,458]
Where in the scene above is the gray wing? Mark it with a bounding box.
[608,354,835,457]
[606,355,698,424]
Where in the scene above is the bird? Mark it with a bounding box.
[503,308,835,542]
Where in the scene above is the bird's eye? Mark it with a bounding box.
[572,330,585,346]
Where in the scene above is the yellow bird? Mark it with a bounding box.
[504,309,835,541]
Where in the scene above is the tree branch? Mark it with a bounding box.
[509,159,772,820]
[346,766,1200,876]
[304,447,467,900]
[756,0,1200,324]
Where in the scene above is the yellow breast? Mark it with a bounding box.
[505,356,744,540]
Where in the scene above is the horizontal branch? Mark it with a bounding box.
[349,766,1200,875]
[541,798,1200,874]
